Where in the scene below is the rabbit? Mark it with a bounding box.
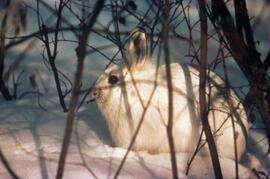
[92,30,249,160]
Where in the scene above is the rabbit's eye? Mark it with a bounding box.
[108,75,119,85]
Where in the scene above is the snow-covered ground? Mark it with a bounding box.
[0,99,266,178]
[0,0,269,178]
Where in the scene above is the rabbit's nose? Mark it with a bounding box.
[87,87,98,104]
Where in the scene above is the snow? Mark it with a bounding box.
[0,100,262,178]
[0,95,268,178]
[0,0,269,178]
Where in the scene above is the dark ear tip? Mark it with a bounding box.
[136,26,146,33]
[130,27,147,38]
[130,30,147,46]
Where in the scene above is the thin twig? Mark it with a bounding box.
[56,0,105,178]
[222,58,239,178]
[162,1,178,178]
[41,0,68,112]
[198,0,223,178]
[0,14,12,100]
[0,149,19,179]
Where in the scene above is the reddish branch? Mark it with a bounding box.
[198,0,223,178]
[163,0,178,178]
[211,0,270,153]
[56,0,105,178]
[0,15,12,100]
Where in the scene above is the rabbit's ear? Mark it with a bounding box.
[125,30,148,71]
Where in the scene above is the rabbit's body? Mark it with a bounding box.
[92,31,248,160]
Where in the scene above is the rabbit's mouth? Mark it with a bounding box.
[91,87,105,104]
[86,98,95,104]
[86,87,100,103]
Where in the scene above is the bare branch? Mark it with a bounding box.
[198,0,223,178]
[211,0,270,154]
[0,14,12,100]
[0,149,19,179]
[162,1,178,178]
[56,0,106,178]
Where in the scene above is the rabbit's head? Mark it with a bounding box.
[92,30,152,121]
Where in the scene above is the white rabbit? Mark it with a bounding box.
[92,30,249,160]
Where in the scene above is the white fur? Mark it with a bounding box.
[92,31,248,160]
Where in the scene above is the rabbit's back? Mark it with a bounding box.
[125,62,248,159]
